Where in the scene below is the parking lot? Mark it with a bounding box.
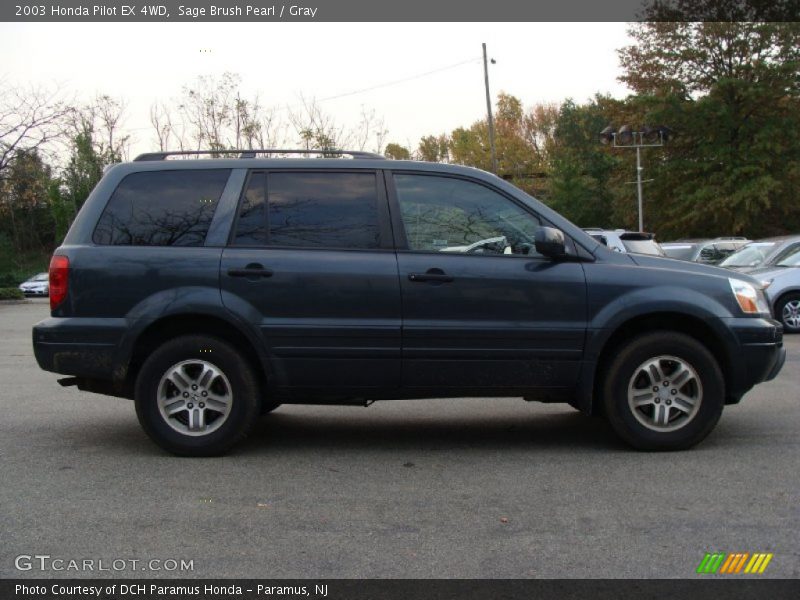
[1,298,798,579]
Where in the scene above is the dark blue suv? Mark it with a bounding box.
[33,150,785,455]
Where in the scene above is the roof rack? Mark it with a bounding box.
[134,149,385,161]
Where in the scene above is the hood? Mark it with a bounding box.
[626,252,758,283]
[747,266,800,283]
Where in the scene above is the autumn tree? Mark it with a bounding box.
[417,134,450,163]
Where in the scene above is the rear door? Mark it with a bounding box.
[388,172,588,394]
[220,169,401,393]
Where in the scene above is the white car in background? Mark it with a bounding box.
[18,272,49,297]
[583,228,666,256]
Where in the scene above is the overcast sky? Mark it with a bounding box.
[0,22,632,155]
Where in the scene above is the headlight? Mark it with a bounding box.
[729,278,771,315]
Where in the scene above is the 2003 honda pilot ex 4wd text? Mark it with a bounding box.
[33,149,786,456]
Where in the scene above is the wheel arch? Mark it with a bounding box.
[124,313,269,396]
[584,312,734,415]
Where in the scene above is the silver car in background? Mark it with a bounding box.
[748,246,800,333]
[662,237,750,264]
[718,235,800,273]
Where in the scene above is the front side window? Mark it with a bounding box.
[232,172,381,249]
[93,169,230,246]
[394,174,541,256]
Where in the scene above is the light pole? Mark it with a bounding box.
[600,125,670,232]
[482,43,498,174]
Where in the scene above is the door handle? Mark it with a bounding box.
[408,269,454,283]
[227,264,274,278]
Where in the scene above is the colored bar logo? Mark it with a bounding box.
[697,552,773,574]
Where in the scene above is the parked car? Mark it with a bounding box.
[661,237,750,264]
[583,228,666,256]
[747,245,800,333]
[718,236,800,273]
[33,149,784,456]
[18,272,49,297]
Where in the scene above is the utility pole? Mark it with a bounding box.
[600,126,668,232]
[635,145,643,232]
[482,43,498,174]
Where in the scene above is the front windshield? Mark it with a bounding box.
[719,242,777,267]
[32,273,49,281]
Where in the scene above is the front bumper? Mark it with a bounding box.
[725,317,785,401]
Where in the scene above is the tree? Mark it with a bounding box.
[0,149,56,252]
[385,143,411,160]
[62,127,104,219]
[618,18,800,237]
[417,134,450,163]
[548,98,620,227]
[0,80,71,183]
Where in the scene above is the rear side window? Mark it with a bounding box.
[93,169,230,246]
[232,171,380,249]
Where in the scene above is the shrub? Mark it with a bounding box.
[0,288,24,300]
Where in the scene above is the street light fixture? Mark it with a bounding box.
[599,124,670,232]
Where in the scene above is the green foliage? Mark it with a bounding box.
[62,128,105,218]
[0,150,58,252]
[384,143,411,160]
[617,20,800,238]
[0,233,50,286]
[548,98,619,228]
[0,287,24,300]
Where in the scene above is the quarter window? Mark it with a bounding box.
[93,169,230,246]
[394,174,541,256]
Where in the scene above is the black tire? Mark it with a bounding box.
[775,293,800,334]
[135,335,261,456]
[602,331,725,451]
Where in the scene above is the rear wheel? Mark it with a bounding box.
[775,293,800,333]
[602,332,724,450]
[135,335,260,456]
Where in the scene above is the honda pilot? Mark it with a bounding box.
[33,150,785,455]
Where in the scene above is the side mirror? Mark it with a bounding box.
[534,226,566,259]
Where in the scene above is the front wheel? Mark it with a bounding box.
[135,335,261,456]
[775,293,800,333]
[602,332,725,451]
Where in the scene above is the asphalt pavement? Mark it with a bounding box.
[1,299,798,579]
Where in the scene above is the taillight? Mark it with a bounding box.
[49,255,69,310]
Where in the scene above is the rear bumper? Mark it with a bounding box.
[32,317,126,379]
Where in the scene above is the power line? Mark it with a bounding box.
[313,56,482,104]
[117,56,483,134]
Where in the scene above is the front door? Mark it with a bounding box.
[389,172,588,394]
